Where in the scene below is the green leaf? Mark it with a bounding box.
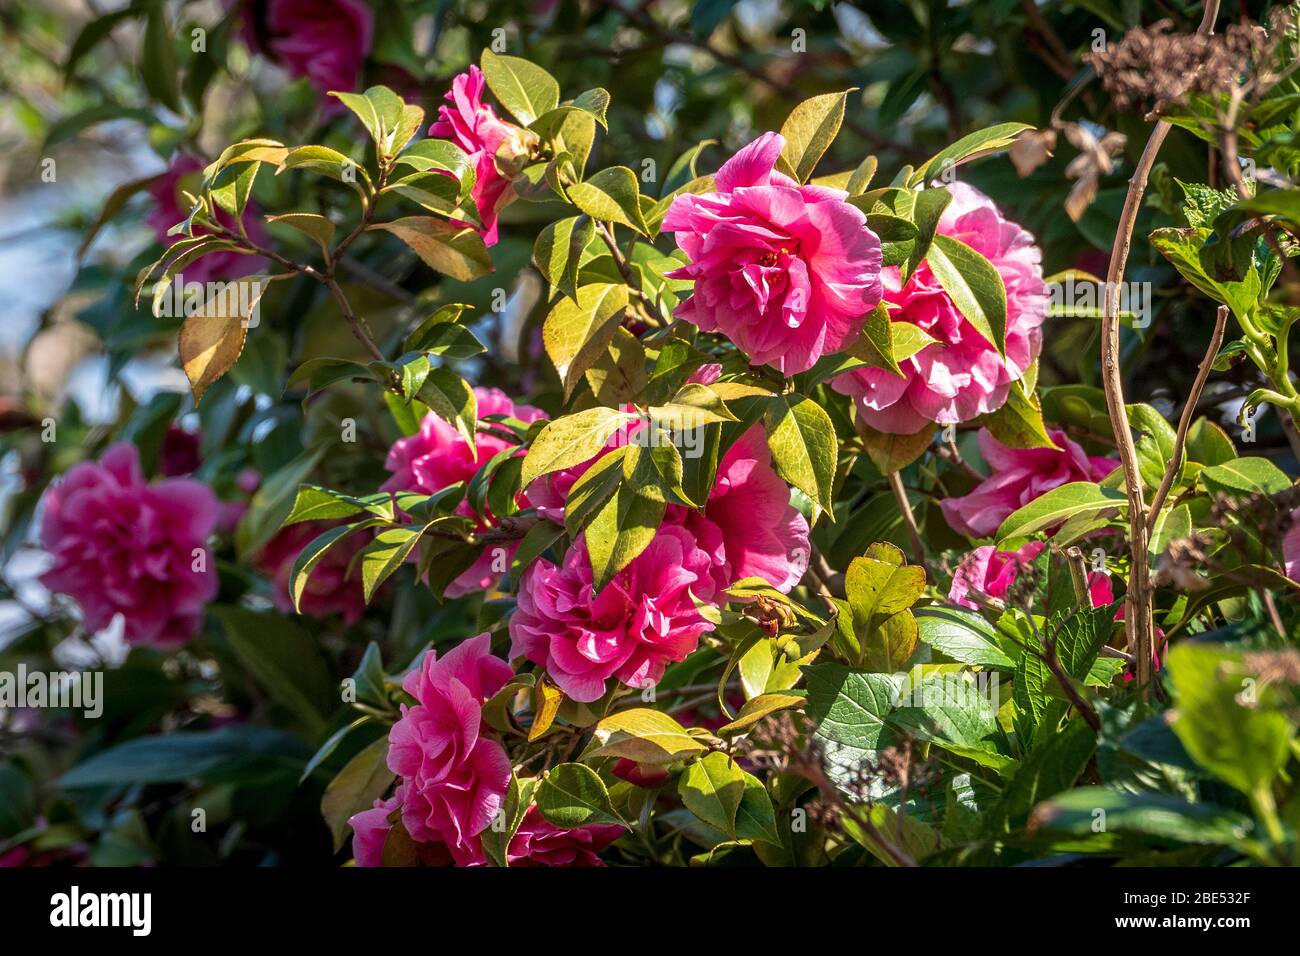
[322,737,394,851]
[915,606,1014,669]
[279,145,369,189]
[842,542,925,672]
[585,485,665,591]
[392,138,476,194]
[401,308,486,359]
[802,662,901,755]
[61,727,308,788]
[1200,457,1292,498]
[982,718,1095,833]
[777,89,854,183]
[982,377,1059,450]
[415,367,478,452]
[141,6,181,113]
[567,167,649,234]
[287,521,379,613]
[369,217,493,282]
[762,393,836,513]
[716,692,806,737]
[536,763,624,828]
[585,708,707,764]
[267,212,336,259]
[521,406,637,485]
[359,526,425,602]
[215,607,335,735]
[734,775,782,846]
[1167,643,1293,796]
[910,122,1034,186]
[481,774,540,866]
[995,481,1127,545]
[481,49,560,126]
[534,215,594,301]
[1032,787,1255,847]
[926,233,1008,357]
[678,752,747,834]
[542,282,630,398]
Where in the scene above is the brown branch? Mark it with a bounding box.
[1146,305,1228,530]
[887,471,926,567]
[1101,0,1221,699]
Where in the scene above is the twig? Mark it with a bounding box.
[887,471,925,566]
[1063,546,1091,604]
[1146,305,1228,530]
[1100,1,1221,698]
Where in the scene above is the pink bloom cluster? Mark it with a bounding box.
[382,387,545,598]
[430,66,521,246]
[39,443,218,647]
[832,182,1047,434]
[662,132,883,375]
[149,154,267,283]
[510,426,810,702]
[940,428,1118,539]
[240,0,373,105]
[258,520,368,623]
[348,634,620,866]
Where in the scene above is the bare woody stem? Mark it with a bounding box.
[593,219,666,327]
[887,471,926,567]
[1101,0,1220,699]
[1145,305,1228,530]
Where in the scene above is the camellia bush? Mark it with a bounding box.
[3,0,1300,869]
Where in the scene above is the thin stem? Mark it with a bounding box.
[887,471,925,566]
[1099,0,1220,700]
[1146,305,1228,530]
[593,220,665,327]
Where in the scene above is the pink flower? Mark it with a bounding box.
[160,425,201,477]
[510,426,809,702]
[258,520,367,623]
[243,0,373,105]
[940,428,1118,538]
[148,154,267,283]
[39,443,218,647]
[506,807,622,867]
[832,182,1047,434]
[384,634,514,865]
[662,132,883,375]
[948,541,1113,610]
[430,66,521,246]
[1284,519,1300,583]
[685,363,723,386]
[348,787,454,867]
[382,387,545,598]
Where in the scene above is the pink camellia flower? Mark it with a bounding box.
[510,426,810,702]
[258,520,367,623]
[506,807,622,867]
[348,786,454,867]
[148,154,267,284]
[241,0,373,105]
[384,634,514,865]
[430,66,523,246]
[940,428,1118,538]
[662,131,883,375]
[39,443,218,647]
[949,540,1112,610]
[831,182,1047,434]
[382,387,545,598]
[1284,519,1300,583]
